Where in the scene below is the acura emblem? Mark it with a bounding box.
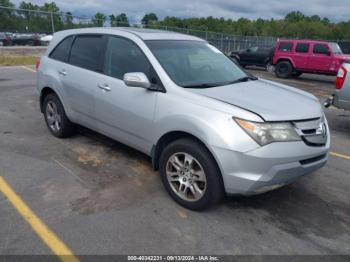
[316,123,327,137]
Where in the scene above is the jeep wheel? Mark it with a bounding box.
[275,61,293,78]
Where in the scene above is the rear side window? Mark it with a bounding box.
[69,35,104,71]
[104,36,151,79]
[278,42,293,52]
[296,43,309,53]
[49,36,73,62]
[313,44,330,55]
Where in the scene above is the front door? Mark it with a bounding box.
[308,43,332,71]
[94,36,160,154]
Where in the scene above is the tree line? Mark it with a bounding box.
[1,0,350,40]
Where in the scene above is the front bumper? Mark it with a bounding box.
[211,139,330,195]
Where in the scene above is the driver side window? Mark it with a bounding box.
[104,36,152,80]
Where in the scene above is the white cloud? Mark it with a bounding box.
[10,0,350,23]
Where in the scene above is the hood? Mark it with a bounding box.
[335,54,350,61]
[187,79,323,121]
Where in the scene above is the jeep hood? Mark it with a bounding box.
[335,54,350,61]
[188,79,323,121]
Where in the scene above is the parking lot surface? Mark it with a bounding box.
[0,66,350,257]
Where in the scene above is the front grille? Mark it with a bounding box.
[293,118,327,147]
[300,154,327,165]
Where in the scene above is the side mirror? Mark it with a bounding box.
[123,72,151,89]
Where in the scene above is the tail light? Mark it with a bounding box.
[35,58,41,70]
[336,66,347,90]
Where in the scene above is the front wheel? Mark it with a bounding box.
[275,61,293,78]
[159,138,224,210]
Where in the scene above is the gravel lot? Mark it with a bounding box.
[0,66,349,258]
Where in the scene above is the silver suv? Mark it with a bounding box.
[37,28,330,210]
[325,63,350,111]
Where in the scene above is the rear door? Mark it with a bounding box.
[63,34,105,128]
[293,42,310,69]
[308,43,332,71]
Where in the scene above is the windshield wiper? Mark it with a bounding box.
[182,76,258,89]
[182,83,223,88]
[231,76,258,83]
[215,76,258,86]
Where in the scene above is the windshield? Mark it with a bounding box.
[146,40,249,88]
[330,42,343,54]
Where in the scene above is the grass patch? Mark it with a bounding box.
[0,56,38,66]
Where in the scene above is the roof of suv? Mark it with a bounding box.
[277,39,332,44]
[53,27,204,41]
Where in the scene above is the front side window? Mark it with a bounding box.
[313,44,330,55]
[104,36,151,80]
[69,35,104,71]
[278,42,293,52]
[49,36,73,62]
[146,40,248,88]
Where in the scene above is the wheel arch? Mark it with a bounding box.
[276,57,295,68]
[40,86,56,113]
[151,131,221,176]
[39,86,68,115]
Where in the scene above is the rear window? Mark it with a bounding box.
[49,36,73,62]
[295,43,309,53]
[313,44,330,55]
[69,35,104,71]
[278,42,293,52]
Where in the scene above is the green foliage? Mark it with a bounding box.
[92,12,106,27]
[110,13,129,27]
[142,13,158,26]
[157,11,350,40]
[1,1,350,40]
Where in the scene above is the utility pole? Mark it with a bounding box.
[51,12,55,33]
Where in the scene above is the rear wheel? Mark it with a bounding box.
[275,61,293,78]
[159,138,224,210]
[43,93,74,138]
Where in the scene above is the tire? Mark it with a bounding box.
[292,71,303,77]
[43,93,74,138]
[266,61,274,72]
[275,61,293,78]
[159,138,224,210]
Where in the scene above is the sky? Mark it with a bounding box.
[10,0,350,24]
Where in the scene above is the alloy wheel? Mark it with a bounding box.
[46,101,61,133]
[166,152,207,202]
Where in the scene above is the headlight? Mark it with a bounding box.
[234,118,301,146]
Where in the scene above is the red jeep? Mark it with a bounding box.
[272,39,350,78]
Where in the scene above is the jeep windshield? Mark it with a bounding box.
[330,42,343,54]
[146,40,253,88]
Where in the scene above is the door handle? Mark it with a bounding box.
[98,83,111,92]
[58,69,67,76]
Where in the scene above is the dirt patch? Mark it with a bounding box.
[0,46,47,57]
[60,129,161,214]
